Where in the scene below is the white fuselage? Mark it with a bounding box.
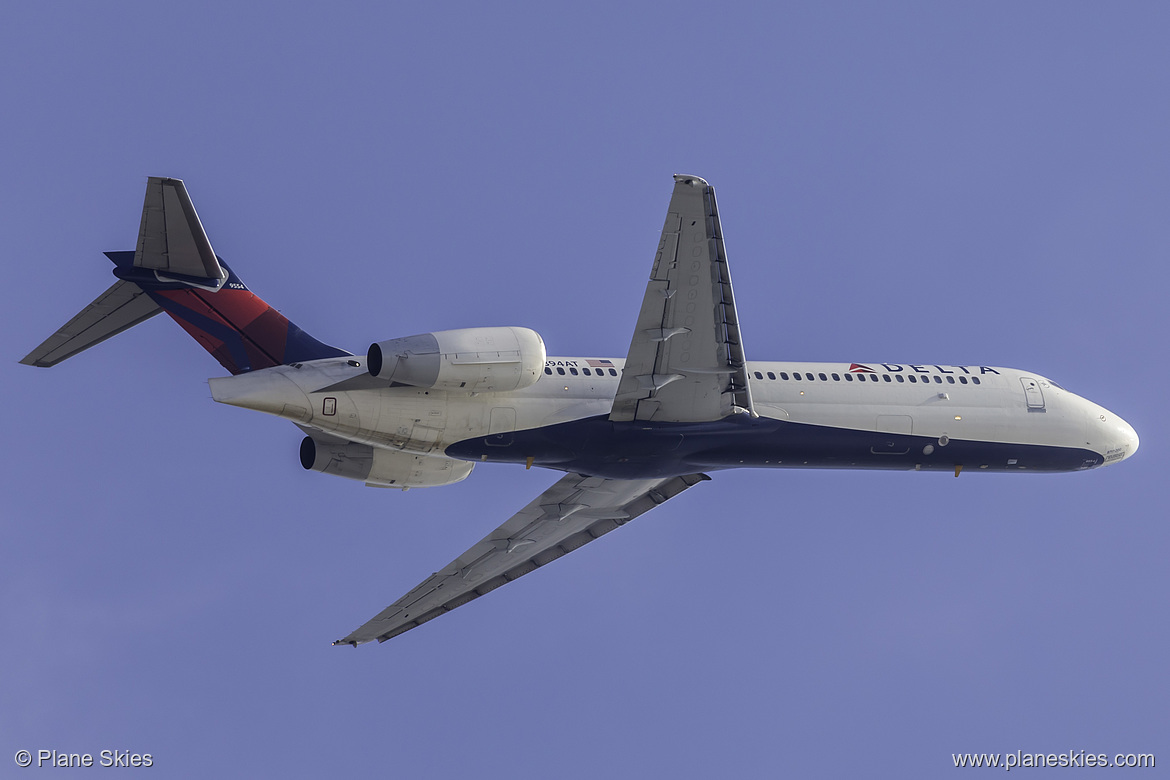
[210,354,1138,485]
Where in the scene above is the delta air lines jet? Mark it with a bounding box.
[22,176,1139,646]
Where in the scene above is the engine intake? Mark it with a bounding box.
[368,326,545,392]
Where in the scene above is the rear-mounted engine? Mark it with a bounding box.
[367,326,545,392]
[300,436,473,489]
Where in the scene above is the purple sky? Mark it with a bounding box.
[3,3,1166,777]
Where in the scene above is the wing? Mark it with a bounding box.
[610,174,754,423]
[335,471,709,645]
[20,279,162,367]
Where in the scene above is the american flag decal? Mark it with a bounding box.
[587,359,614,367]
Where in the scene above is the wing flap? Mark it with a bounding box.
[20,279,163,367]
[610,175,753,422]
[335,471,709,645]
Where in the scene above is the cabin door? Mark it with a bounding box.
[1019,377,1045,411]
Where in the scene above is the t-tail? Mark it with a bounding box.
[20,177,349,374]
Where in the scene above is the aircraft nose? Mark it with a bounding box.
[1117,417,1140,460]
[1094,409,1139,466]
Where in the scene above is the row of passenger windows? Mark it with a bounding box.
[540,365,982,385]
[752,370,981,385]
[544,366,619,377]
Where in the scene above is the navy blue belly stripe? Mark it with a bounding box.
[444,414,1104,479]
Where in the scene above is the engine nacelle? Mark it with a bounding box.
[367,326,545,393]
[300,436,473,489]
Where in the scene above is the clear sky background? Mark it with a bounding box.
[2,3,1166,777]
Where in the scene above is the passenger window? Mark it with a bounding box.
[959,377,968,384]
[946,376,955,384]
[908,375,917,383]
[895,375,904,383]
[972,377,981,385]
[882,374,891,382]
[818,373,827,381]
[933,376,942,383]
[544,367,552,375]
[556,367,565,375]
[806,373,815,381]
[794,373,802,381]
[844,374,853,381]
[780,372,789,380]
[754,371,763,379]
[831,373,840,381]
[767,372,776,380]
[583,368,592,376]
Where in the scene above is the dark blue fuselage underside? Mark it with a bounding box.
[444,414,1104,479]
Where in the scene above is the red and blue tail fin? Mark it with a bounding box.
[21,178,349,374]
[106,251,349,374]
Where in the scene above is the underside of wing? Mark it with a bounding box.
[335,471,709,645]
[610,175,754,423]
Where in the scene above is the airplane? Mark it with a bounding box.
[22,175,1140,646]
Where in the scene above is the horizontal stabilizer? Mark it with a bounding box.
[20,279,162,367]
[135,177,225,281]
